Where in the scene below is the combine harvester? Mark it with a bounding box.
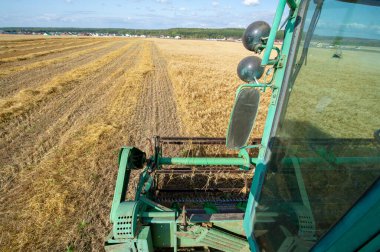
[105,0,380,251]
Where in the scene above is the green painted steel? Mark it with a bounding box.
[159,156,258,166]
[235,84,272,96]
[137,226,154,252]
[141,212,175,218]
[287,0,297,10]
[110,147,132,222]
[105,226,153,252]
[135,170,152,200]
[311,179,380,251]
[359,234,380,252]
[261,0,287,66]
[139,196,173,212]
[113,201,140,240]
[176,225,250,252]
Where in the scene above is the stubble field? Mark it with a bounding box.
[0,35,268,251]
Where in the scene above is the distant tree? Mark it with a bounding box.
[332,36,343,46]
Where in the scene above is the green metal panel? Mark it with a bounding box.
[105,226,153,252]
[104,242,132,252]
[137,226,153,252]
[359,233,380,252]
[151,223,173,248]
[286,0,297,10]
[312,179,380,252]
[197,226,250,252]
[159,157,258,166]
[110,147,133,222]
[176,225,250,252]
[214,221,245,237]
[113,201,140,240]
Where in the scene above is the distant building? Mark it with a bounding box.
[175,35,181,39]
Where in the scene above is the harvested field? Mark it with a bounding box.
[0,36,266,251]
[2,32,378,251]
[154,39,274,139]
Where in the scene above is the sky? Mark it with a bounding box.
[0,0,378,40]
[308,0,380,39]
[0,0,278,29]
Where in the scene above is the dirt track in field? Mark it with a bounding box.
[0,37,182,251]
[129,45,181,150]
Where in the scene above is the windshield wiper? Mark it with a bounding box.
[292,0,324,80]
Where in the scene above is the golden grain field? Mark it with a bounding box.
[0,35,265,251]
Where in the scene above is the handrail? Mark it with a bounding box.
[261,0,287,66]
[261,0,298,66]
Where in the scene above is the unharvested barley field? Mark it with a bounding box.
[0,35,259,251]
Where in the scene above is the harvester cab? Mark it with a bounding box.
[105,0,380,251]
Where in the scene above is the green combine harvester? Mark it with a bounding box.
[105,0,380,251]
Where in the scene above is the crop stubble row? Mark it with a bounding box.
[0,39,106,64]
[0,38,101,59]
[0,40,138,175]
[0,39,160,250]
[0,40,125,97]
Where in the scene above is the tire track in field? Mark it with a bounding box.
[0,41,140,188]
[0,40,123,98]
[128,43,182,151]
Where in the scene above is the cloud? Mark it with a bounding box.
[156,0,169,3]
[36,13,60,22]
[0,0,275,29]
[349,23,380,34]
[345,22,366,30]
[212,1,219,6]
[243,0,260,6]
[64,0,73,3]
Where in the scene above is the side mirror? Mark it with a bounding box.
[237,56,264,83]
[226,87,260,149]
[242,21,271,53]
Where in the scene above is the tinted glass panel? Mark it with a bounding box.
[254,0,380,250]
